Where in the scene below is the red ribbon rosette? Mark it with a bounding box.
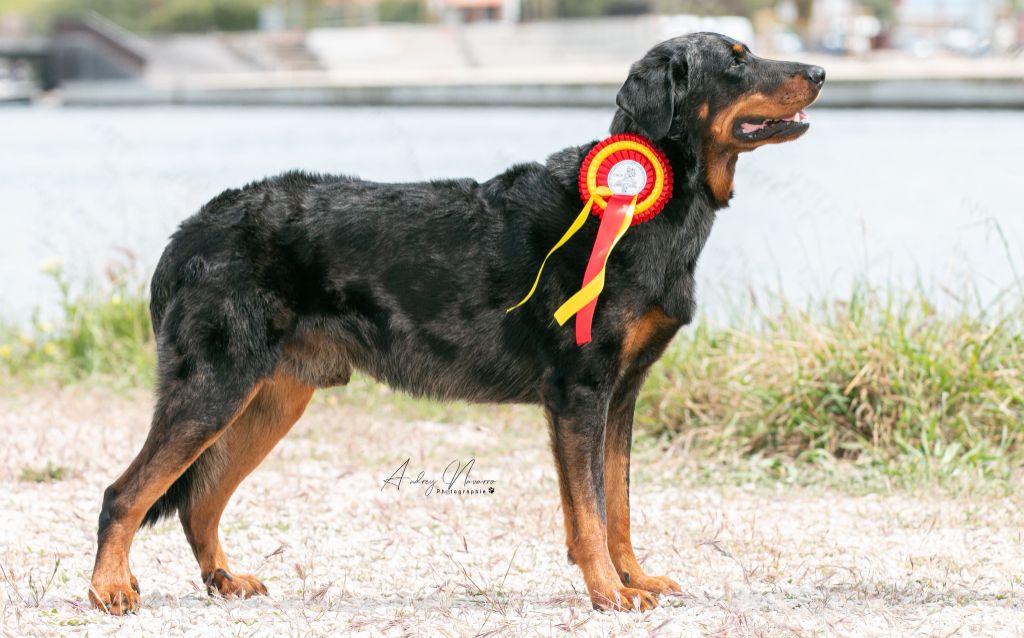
[508,134,674,345]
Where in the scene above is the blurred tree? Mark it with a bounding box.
[48,0,151,29]
[144,0,261,32]
[792,0,812,39]
[378,0,424,22]
[2,0,808,29]
[2,0,263,33]
[860,0,894,23]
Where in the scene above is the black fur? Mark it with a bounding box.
[90,31,815,614]
[134,32,823,558]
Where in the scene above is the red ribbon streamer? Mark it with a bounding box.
[573,193,635,345]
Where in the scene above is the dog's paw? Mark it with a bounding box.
[204,568,268,598]
[623,572,682,595]
[590,585,659,611]
[89,581,141,615]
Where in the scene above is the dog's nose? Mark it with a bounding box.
[805,65,826,87]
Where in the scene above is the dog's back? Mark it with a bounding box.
[148,164,582,406]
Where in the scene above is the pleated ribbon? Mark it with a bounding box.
[507,186,637,345]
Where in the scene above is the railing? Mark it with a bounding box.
[49,12,147,81]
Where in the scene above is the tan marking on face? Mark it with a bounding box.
[697,102,709,120]
[732,43,745,54]
[702,75,818,203]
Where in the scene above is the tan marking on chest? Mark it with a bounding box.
[620,308,676,372]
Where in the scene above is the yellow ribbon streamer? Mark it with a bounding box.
[553,195,636,325]
[506,186,614,313]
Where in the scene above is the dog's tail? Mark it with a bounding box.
[138,293,229,528]
[140,446,224,527]
[139,218,230,529]
[139,465,193,527]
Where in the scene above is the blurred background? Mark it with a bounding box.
[4,12,1023,624]
[0,0,1022,325]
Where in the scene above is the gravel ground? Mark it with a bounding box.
[2,387,1023,637]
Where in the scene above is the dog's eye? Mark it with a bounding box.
[731,55,747,69]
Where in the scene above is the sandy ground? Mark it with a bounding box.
[1,387,1023,638]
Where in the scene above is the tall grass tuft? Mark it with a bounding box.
[638,285,1024,477]
[0,257,155,387]
[3,265,1022,478]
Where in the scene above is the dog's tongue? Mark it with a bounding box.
[740,111,808,134]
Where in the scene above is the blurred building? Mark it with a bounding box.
[806,0,881,54]
[805,0,1019,56]
[260,0,521,26]
[893,0,1008,55]
[429,0,521,23]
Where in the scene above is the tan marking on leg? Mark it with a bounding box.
[604,436,681,596]
[89,383,263,614]
[545,411,577,564]
[606,310,683,596]
[182,369,314,598]
[547,412,658,611]
[619,308,676,375]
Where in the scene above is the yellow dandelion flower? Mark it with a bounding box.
[43,342,58,357]
[39,256,64,275]
[0,345,11,359]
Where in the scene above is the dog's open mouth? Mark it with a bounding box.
[734,111,809,141]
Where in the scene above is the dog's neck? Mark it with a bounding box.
[609,110,735,210]
[602,111,721,322]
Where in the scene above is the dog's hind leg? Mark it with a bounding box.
[179,368,313,598]
[88,372,264,614]
[89,291,283,614]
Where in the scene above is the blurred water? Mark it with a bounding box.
[1,106,1021,324]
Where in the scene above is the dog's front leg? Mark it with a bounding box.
[544,381,658,611]
[604,378,682,596]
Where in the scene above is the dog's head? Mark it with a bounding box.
[613,32,825,202]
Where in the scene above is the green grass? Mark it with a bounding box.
[0,260,154,388]
[638,287,1024,483]
[19,462,69,484]
[2,265,1022,483]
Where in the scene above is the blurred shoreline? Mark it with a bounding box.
[52,64,1024,108]
[4,14,1024,108]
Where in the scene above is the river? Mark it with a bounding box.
[1,106,1021,323]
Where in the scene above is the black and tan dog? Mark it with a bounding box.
[89,32,823,614]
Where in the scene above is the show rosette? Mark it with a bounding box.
[578,133,673,225]
[507,134,674,345]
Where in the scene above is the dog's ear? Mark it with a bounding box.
[616,52,686,140]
